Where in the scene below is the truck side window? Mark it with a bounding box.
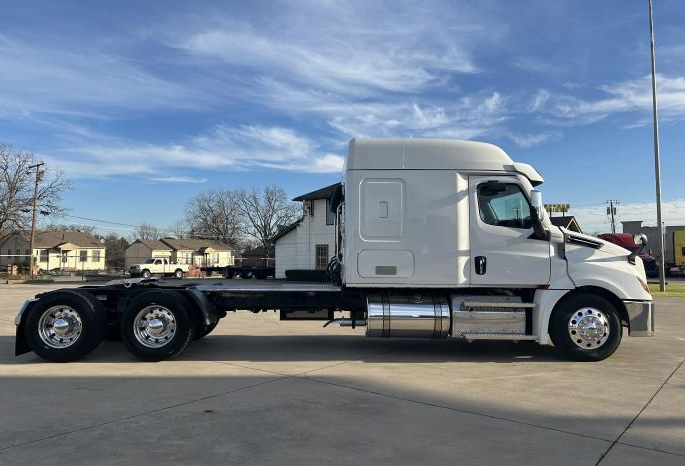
[477,183,532,229]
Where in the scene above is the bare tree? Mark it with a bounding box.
[103,233,129,269]
[0,144,70,237]
[236,186,300,248]
[43,223,96,234]
[166,219,189,239]
[135,222,161,240]
[184,189,242,246]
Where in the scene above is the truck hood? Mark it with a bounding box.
[560,228,632,257]
[558,228,651,301]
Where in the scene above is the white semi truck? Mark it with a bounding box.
[14,139,654,363]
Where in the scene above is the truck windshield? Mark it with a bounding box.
[144,259,155,264]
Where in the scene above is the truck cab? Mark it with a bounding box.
[338,138,654,360]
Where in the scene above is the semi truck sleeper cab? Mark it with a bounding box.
[14,139,654,363]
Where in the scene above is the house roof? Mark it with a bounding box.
[3,231,105,249]
[160,238,232,252]
[242,245,275,257]
[550,216,582,233]
[133,239,172,251]
[292,183,341,201]
[270,220,301,243]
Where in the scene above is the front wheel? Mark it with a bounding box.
[121,291,195,361]
[549,293,622,362]
[174,269,183,279]
[141,269,151,279]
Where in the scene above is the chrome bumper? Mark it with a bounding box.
[624,300,655,336]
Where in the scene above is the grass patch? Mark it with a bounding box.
[648,282,685,297]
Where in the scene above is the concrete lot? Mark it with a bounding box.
[0,283,684,466]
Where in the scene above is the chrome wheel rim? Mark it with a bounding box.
[37,306,83,349]
[133,305,176,348]
[568,307,610,349]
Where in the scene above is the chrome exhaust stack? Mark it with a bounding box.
[365,294,450,338]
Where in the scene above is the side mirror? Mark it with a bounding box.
[530,190,543,216]
[529,190,548,240]
[628,234,648,264]
[634,234,648,247]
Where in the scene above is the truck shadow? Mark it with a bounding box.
[3,334,566,365]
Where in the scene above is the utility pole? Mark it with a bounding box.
[648,0,666,291]
[606,200,619,234]
[28,162,44,279]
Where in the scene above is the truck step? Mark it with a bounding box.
[461,334,538,341]
[462,301,535,309]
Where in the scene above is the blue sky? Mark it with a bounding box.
[1,0,684,235]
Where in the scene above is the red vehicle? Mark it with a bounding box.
[598,233,659,278]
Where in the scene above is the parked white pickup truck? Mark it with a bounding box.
[129,258,189,279]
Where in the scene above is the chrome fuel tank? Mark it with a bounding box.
[366,295,450,338]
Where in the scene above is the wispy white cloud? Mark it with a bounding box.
[42,124,345,179]
[148,176,208,184]
[531,74,685,126]
[507,131,562,148]
[0,35,204,117]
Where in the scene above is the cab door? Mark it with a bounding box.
[469,176,550,286]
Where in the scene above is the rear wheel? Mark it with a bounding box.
[174,269,183,279]
[121,291,195,361]
[550,293,622,361]
[24,290,107,362]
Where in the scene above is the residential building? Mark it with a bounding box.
[125,238,234,269]
[0,231,106,271]
[125,239,172,269]
[273,183,339,278]
[160,238,235,268]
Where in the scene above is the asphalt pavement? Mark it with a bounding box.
[0,283,684,466]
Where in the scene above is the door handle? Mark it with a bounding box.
[475,256,487,275]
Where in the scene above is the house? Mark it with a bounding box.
[549,216,582,233]
[159,238,235,268]
[124,238,234,269]
[125,239,173,269]
[273,183,339,278]
[0,230,106,271]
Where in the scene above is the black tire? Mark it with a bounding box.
[24,290,107,362]
[141,269,151,279]
[120,290,195,361]
[549,293,622,362]
[174,269,184,279]
[194,321,218,340]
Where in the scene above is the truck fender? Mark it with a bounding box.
[533,289,569,345]
[14,299,38,356]
[185,288,220,326]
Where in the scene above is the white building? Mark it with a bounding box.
[273,183,339,278]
